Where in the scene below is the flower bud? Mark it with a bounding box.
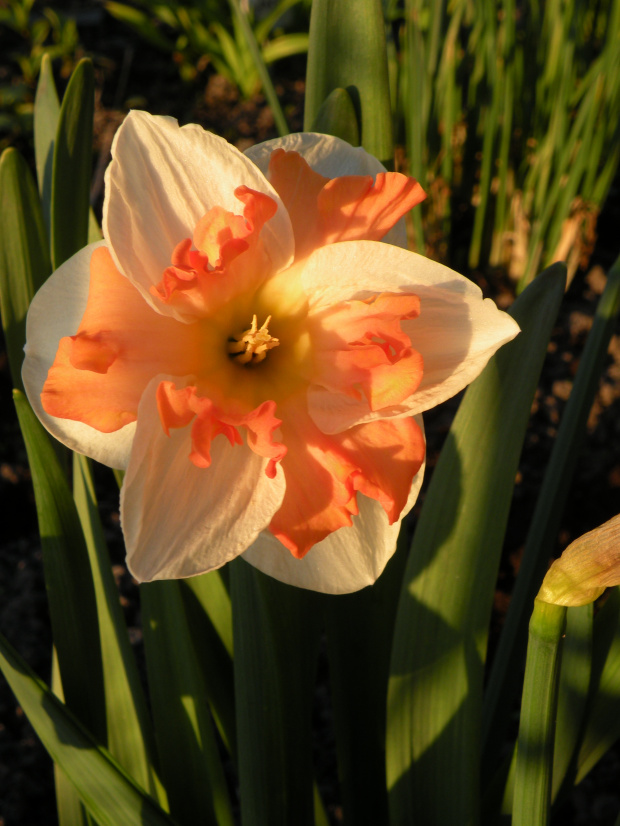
[538,514,620,607]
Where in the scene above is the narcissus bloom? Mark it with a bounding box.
[23,112,519,593]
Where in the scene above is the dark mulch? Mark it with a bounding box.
[1,4,620,825]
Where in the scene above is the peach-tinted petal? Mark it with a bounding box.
[151,187,279,318]
[103,111,294,320]
[332,416,425,523]
[309,292,423,410]
[243,417,426,594]
[156,381,286,476]
[269,400,424,559]
[22,242,135,469]
[41,246,202,433]
[295,241,519,432]
[123,377,286,582]
[246,132,409,249]
[267,148,424,259]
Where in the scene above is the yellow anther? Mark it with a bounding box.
[227,314,280,365]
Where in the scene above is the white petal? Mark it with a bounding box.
[22,241,135,469]
[122,377,286,582]
[246,132,408,249]
[103,111,294,317]
[242,421,425,594]
[300,241,520,433]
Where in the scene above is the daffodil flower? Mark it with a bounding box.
[23,112,519,593]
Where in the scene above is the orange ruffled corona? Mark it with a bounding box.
[23,113,519,593]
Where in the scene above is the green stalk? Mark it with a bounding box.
[513,599,566,826]
[551,604,593,804]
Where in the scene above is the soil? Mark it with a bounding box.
[1,4,620,825]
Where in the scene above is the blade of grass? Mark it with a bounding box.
[73,454,164,804]
[33,53,60,238]
[321,531,410,825]
[226,0,289,136]
[13,391,106,741]
[179,573,236,758]
[401,1,427,248]
[51,58,94,269]
[576,588,620,783]
[231,559,321,826]
[52,651,92,826]
[0,148,51,390]
[141,580,233,826]
[386,264,566,825]
[0,632,174,826]
[551,604,593,804]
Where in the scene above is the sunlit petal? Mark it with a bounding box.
[23,242,135,469]
[123,377,286,581]
[104,111,294,318]
[299,241,519,432]
[246,132,409,249]
[243,418,426,594]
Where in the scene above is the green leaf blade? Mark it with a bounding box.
[73,454,163,805]
[34,52,60,237]
[51,58,95,270]
[304,0,393,164]
[0,148,51,390]
[13,391,106,742]
[141,580,233,826]
[387,264,567,825]
[231,559,321,826]
[0,632,175,826]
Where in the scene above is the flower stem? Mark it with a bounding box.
[513,599,567,826]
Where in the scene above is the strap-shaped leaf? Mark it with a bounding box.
[73,454,163,803]
[51,58,94,269]
[0,632,174,826]
[482,253,620,780]
[304,0,393,163]
[386,264,566,825]
[231,559,321,826]
[179,574,236,757]
[52,652,94,826]
[310,87,360,147]
[0,148,51,390]
[321,532,409,825]
[13,391,106,741]
[34,53,60,237]
[576,588,620,782]
[141,580,233,826]
[551,604,593,803]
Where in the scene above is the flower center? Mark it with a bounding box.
[227,314,280,365]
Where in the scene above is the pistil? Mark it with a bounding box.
[228,314,280,365]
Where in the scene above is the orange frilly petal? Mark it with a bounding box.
[267,148,425,259]
[268,399,425,558]
[152,187,278,317]
[156,381,287,476]
[308,292,424,410]
[41,246,202,432]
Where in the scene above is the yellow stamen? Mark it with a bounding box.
[227,314,280,365]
